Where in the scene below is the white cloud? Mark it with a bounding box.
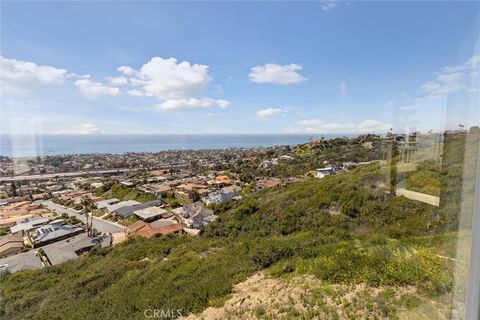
[249,63,307,84]
[127,89,145,97]
[73,123,101,134]
[115,56,229,110]
[0,55,67,94]
[75,78,121,99]
[119,57,211,100]
[421,54,480,96]
[117,65,139,77]
[257,108,284,118]
[155,98,229,111]
[322,1,337,11]
[57,123,101,135]
[286,119,392,133]
[106,76,129,86]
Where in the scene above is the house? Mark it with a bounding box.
[201,193,222,206]
[120,181,134,187]
[10,216,51,234]
[284,177,305,184]
[255,178,282,191]
[42,233,110,266]
[133,206,169,222]
[259,160,274,169]
[106,200,141,213]
[0,233,24,258]
[315,165,342,178]
[201,185,242,205]
[212,175,231,186]
[96,198,119,209]
[192,212,217,229]
[138,184,171,196]
[219,185,242,201]
[176,183,209,196]
[114,200,162,219]
[173,202,215,229]
[0,250,43,273]
[29,224,84,248]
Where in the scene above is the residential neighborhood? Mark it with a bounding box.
[0,137,390,274]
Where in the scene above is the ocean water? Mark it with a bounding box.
[0,134,345,157]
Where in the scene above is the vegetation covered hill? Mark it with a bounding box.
[1,161,463,320]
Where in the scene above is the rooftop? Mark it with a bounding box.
[133,206,168,221]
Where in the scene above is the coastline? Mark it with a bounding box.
[0,133,350,157]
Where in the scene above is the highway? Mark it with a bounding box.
[41,200,126,233]
[0,168,138,182]
[0,162,191,182]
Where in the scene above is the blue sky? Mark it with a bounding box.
[1,1,479,135]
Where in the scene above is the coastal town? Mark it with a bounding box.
[1,2,477,317]
[0,133,407,274]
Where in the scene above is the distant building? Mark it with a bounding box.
[211,175,231,187]
[259,160,274,169]
[219,185,242,201]
[139,184,171,196]
[315,166,342,178]
[284,177,305,184]
[255,178,282,191]
[120,181,134,187]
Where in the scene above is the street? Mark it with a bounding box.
[41,200,126,233]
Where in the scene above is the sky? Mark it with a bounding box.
[0,0,479,135]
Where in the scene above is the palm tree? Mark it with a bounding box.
[80,196,95,237]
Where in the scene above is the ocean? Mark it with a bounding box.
[0,134,347,157]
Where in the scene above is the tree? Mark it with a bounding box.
[10,182,18,197]
[80,196,95,237]
[188,188,201,202]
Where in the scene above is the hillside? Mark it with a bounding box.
[0,161,465,320]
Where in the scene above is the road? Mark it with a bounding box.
[41,200,126,233]
[396,188,440,207]
[0,168,138,182]
[0,162,191,182]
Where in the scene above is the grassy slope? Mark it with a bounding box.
[1,163,460,320]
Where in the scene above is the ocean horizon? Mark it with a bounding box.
[0,134,354,157]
